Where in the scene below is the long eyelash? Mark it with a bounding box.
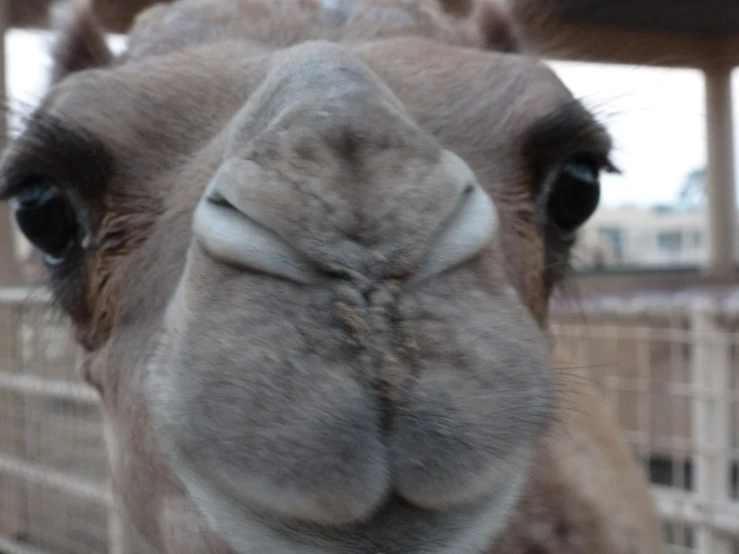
[0,108,114,200]
[569,94,624,175]
[522,98,615,181]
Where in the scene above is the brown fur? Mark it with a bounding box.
[0,1,663,553]
[476,1,521,53]
[50,0,114,84]
[492,348,665,553]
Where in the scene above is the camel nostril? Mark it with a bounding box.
[205,189,235,210]
[411,155,497,284]
[193,166,320,284]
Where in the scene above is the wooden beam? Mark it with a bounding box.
[8,0,48,30]
[517,18,736,68]
[4,0,739,69]
[0,0,20,287]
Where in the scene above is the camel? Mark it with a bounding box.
[0,0,665,552]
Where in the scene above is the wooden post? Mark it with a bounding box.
[690,300,732,554]
[703,60,737,277]
[0,0,20,287]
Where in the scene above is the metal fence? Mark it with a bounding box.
[0,286,738,553]
[552,294,739,554]
[0,287,113,554]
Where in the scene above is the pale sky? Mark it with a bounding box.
[5,29,734,208]
[551,60,710,208]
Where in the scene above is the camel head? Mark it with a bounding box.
[1,1,613,552]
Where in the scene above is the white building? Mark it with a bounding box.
[574,207,739,269]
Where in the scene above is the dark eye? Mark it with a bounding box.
[11,183,78,265]
[544,158,601,233]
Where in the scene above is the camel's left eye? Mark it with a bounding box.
[11,182,78,265]
[544,158,601,233]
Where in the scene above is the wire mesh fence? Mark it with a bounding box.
[0,287,111,554]
[0,286,738,553]
[552,293,739,554]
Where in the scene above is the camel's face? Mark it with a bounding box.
[1,1,613,552]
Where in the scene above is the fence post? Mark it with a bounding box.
[690,299,733,554]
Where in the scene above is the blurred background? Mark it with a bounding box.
[0,1,738,554]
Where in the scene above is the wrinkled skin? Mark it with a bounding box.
[0,1,664,553]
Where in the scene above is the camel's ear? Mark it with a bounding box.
[50,0,114,85]
[475,1,521,53]
[437,0,474,17]
[438,0,521,53]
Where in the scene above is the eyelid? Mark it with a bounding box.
[521,101,615,180]
[0,163,39,201]
[561,150,617,177]
[0,112,115,202]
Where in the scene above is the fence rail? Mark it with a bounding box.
[0,286,738,553]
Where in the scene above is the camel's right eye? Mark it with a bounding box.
[543,157,601,234]
[11,182,78,265]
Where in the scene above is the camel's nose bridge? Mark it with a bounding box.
[191,42,497,281]
[223,39,412,152]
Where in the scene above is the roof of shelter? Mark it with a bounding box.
[512,0,739,67]
[6,0,739,66]
[543,0,739,37]
[8,0,739,35]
